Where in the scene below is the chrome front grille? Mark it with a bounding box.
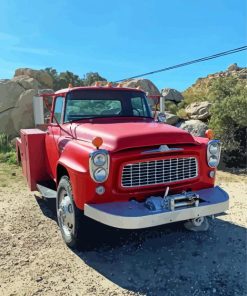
[122,157,198,188]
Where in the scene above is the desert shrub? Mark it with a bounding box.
[165,101,178,114]
[0,134,16,164]
[177,76,246,167]
[208,78,247,167]
[177,100,187,110]
[182,89,208,105]
[177,108,188,119]
[0,134,13,153]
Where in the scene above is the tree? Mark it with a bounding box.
[44,68,107,90]
[83,72,106,86]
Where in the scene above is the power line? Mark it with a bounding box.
[114,46,247,82]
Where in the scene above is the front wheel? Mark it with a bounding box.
[56,176,82,248]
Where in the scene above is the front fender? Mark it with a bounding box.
[57,140,93,209]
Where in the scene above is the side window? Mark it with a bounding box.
[131,97,148,116]
[53,96,64,123]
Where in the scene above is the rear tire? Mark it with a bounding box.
[56,176,82,248]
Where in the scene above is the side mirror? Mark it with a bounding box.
[157,112,166,123]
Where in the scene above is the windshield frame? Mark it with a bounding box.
[63,89,152,123]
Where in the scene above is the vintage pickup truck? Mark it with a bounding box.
[16,84,229,248]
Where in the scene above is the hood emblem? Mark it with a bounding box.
[142,145,184,154]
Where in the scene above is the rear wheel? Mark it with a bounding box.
[56,176,82,248]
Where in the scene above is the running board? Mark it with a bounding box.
[37,183,57,199]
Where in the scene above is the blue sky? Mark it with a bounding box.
[0,0,246,91]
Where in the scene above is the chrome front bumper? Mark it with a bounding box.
[84,186,229,229]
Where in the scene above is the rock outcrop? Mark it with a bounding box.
[161,88,184,103]
[0,69,53,136]
[122,78,160,97]
[165,112,179,125]
[177,119,208,137]
[183,63,247,99]
[185,101,211,121]
[14,68,53,89]
[122,78,160,108]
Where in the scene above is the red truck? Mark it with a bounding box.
[16,85,229,248]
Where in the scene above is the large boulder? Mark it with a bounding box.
[0,80,25,113]
[122,78,160,96]
[185,101,211,120]
[0,75,54,136]
[227,63,240,72]
[165,112,179,125]
[177,119,208,137]
[161,88,184,103]
[14,68,53,89]
[11,89,36,133]
[122,78,160,109]
[12,75,39,90]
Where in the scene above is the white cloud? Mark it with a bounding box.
[8,46,55,56]
[0,31,55,56]
[0,32,19,44]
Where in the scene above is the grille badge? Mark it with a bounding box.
[142,145,184,154]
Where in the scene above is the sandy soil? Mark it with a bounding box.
[0,163,246,296]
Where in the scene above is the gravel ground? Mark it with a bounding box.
[0,163,246,296]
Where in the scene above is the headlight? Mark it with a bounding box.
[209,142,220,155]
[89,149,109,183]
[93,168,107,182]
[207,140,221,168]
[93,153,107,166]
[208,155,218,167]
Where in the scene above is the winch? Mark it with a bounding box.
[145,187,200,212]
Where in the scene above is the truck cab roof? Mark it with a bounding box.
[54,85,146,97]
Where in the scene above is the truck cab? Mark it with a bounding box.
[16,84,229,248]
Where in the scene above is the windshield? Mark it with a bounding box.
[64,89,152,122]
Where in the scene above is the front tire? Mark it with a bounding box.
[56,176,82,248]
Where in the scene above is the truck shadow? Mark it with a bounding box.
[36,198,246,296]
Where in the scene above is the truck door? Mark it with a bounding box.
[45,96,65,179]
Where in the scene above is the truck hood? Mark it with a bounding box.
[69,120,196,152]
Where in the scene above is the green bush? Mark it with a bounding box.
[165,101,178,114]
[208,78,247,167]
[177,108,188,119]
[177,76,246,167]
[0,134,17,164]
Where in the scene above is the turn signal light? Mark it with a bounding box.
[92,137,103,149]
[205,129,214,140]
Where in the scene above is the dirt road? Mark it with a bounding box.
[0,163,246,296]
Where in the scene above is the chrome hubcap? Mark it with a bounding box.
[58,191,75,241]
